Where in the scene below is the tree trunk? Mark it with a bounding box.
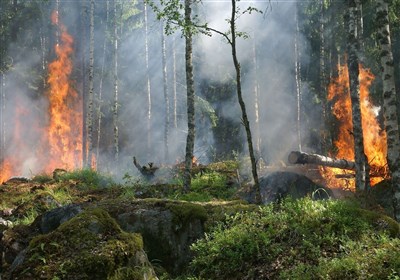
[161,22,170,162]
[295,3,302,151]
[183,0,195,192]
[80,1,87,167]
[376,0,400,221]
[288,151,355,170]
[144,2,152,157]
[86,0,95,168]
[172,37,178,129]
[230,0,260,204]
[252,36,261,156]
[113,0,119,162]
[0,73,4,165]
[346,0,370,192]
[96,0,109,163]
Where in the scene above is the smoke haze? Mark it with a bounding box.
[0,0,315,180]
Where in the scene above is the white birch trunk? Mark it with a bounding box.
[86,0,95,168]
[376,0,400,221]
[161,22,170,161]
[113,0,119,161]
[144,3,152,157]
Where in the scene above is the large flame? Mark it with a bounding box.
[323,63,388,188]
[0,10,82,182]
[43,10,82,172]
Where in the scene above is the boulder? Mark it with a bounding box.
[6,208,158,280]
[113,200,207,276]
[239,171,332,204]
[35,203,82,234]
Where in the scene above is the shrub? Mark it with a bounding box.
[190,198,400,280]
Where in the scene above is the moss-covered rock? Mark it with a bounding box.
[7,208,157,280]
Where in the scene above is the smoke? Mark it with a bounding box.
[0,0,315,181]
[195,0,310,164]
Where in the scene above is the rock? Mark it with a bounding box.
[259,171,331,204]
[107,200,207,276]
[34,203,82,234]
[0,218,12,228]
[7,208,158,280]
[238,171,332,204]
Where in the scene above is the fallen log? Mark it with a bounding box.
[288,151,355,170]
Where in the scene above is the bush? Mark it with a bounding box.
[190,198,400,280]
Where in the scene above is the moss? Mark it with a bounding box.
[355,208,400,237]
[166,201,207,227]
[11,208,151,280]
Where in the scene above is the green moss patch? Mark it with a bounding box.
[10,208,154,280]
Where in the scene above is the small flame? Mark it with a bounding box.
[323,63,388,188]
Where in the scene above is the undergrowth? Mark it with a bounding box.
[189,198,400,280]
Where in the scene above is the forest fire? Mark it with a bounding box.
[322,64,388,188]
[43,10,82,172]
[0,11,82,182]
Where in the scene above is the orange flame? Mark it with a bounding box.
[323,63,388,188]
[0,10,82,182]
[43,10,82,172]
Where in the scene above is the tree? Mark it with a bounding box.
[86,0,95,168]
[147,0,197,190]
[346,0,370,192]
[144,2,152,157]
[182,0,196,191]
[112,0,119,162]
[376,0,400,221]
[161,21,170,161]
[201,1,262,203]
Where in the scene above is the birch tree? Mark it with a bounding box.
[113,0,119,162]
[161,21,170,161]
[346,0,370,192]
[147,0,197,191]
[182,0,196,191]
[144,2,152,156]
[376,0,400,221]
[86,0,95,168]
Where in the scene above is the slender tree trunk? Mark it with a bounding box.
[376,0,400,221]
[86,0,95,168]
[346,0,370,192]
[79,1,88,167]
[113,0,119,162]
[161,22,170,161]
[230,0,260,204]
[144,2,152,157]
[355,0,364,50]
[172,37,178,129]
[252,36,261,156]
[0,73,4,165]
[96,0,109,162]
[295,4,302,151]
[183,0,195,191]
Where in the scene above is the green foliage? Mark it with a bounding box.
[56,169,115,190]
[190,198,400,279]
[31,173,53,184]
[174,171,236,202]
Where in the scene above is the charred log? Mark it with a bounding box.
[288,151,356,170]
[133,157,159,178]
